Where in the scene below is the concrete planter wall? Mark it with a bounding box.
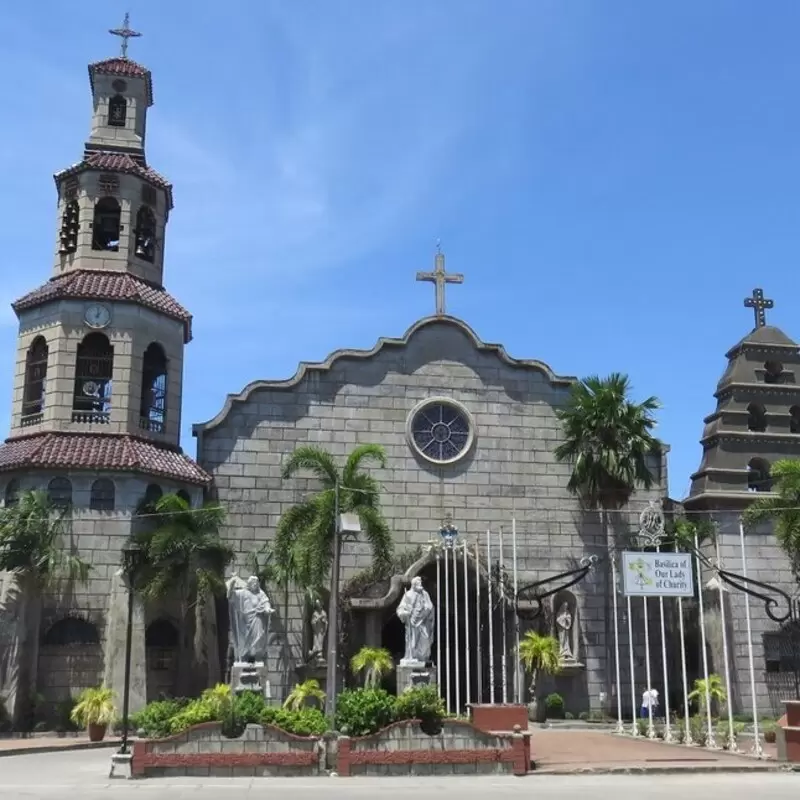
[131,722,323,778]
[337,718,530,777]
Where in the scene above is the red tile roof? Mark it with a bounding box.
[88,57,153,106]
[55,151,173,209]
[0,433,210,486]
[13,270,193,342]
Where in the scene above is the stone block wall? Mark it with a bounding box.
[194,318,669,706]
[336,718,529,776]
[131,722,323,778]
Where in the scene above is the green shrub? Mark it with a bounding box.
[233,691,268,725]
[715,720,746,748]
[395,686,446,735]
[334,688,396,737]
[52,697,79,733]
[578,711,589,721]
[564,711,575,720]
[261,706,328,737]
[130,699,188,738]
[544,693,564,719]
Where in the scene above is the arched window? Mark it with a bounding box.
[22,337,48,424]
[791,406,800,435]
[58,200,80,255]
[90,478,115,512]
[747,458,772,492]
[134,206,156,263]
[108,94,127,127]
[764,361,784,385]
[146,619,179,648]
[91,197,121,252]
[140,343,167,433]
[4,479,20,507]
[42,617,100,646]
[72,333,113,424]
[177,489,191,505]
[746,403,767,433]
[48,477,72,509]
[143,483,163,509]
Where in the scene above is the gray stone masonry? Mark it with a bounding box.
[194,316,668,707]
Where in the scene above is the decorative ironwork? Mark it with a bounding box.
[438,515,459,549]
[514,555,601,620]
[744,287,774,329]
[636,499,665,548]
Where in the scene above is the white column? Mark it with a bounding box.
[475,542,483,704]
[611,552,624,734]
[675,542,692,745]
[695,533,717,749]
[643,596,655,738]
[715,535,737,752]
[512,518,521,704]
[463,541,471,708]
[627,595,638,736]
[656,546,672,742]
[486,529,495,704]
[739,520,763,757]
[499,526,508,705]
[453,545,461,714]
[445,542,451,714]
[436,549,442,694]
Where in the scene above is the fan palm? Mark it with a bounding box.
[554,373,661,708]
[133,492,233,694]
[283,678,326,711]
[351,646,394,688]
[743,459,800,579]
[517,631,561,699]
[688,673,727,716]
[0,489,90,726]
[275,444,393,597]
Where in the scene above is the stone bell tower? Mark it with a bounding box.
[0,18,210,720]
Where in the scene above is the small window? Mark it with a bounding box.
[747,458,772,492]
[90,478,115,512]
[176,489,191,505]
[91,197,121,251]
[143,483,163,509]
[22,337,48,424]
[746,403,767,433]
[134,206,156,262]
[108,94,127,127]
[72,333,113,424]
[58,200,80,255]
[4,479,20,508]
[764,361,784,385]
[47,477,72,509]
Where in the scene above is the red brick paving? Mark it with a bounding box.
[532,729,775,772]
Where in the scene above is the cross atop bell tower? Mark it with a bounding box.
[416,243,464,316]
[109,12,142,59]
[743,287,774,330]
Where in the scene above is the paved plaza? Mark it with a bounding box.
[0,748,795,800]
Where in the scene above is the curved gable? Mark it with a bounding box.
[193,315,575,435]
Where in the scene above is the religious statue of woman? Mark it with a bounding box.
[555,601,574,662]
[309,598,328,663]
[396,576,435,665]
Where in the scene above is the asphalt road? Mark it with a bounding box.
[1,749,798,799]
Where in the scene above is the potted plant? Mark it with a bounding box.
[517,631,562,722]
[545,692,565,720]
[70,686,116,742]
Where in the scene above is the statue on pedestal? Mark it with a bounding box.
[308,598,328,663]
[396,576,435,665]
[555,601,575,662]
[226,575,273,663]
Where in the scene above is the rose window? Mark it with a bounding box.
[408,400,474,464]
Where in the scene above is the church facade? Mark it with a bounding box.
[1,30,800,723]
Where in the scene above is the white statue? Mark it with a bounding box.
[396,576,435,665]
[555,601,574,662]
[309,598,328,662]
[226,575,273,663]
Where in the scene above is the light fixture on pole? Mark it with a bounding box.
[109,539,143,779]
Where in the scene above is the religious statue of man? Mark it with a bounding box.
[226,575,274,663]
[555,601,574,661]
[396,576,435,665]
[309,598,328,663]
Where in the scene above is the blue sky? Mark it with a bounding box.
[1,2,798,499]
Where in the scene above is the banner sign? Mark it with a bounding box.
[621,551,695,597]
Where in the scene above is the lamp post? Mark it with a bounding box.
[118,540,142,755]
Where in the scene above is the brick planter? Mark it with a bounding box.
[131,722,323,778]
[779,701,800,763]
[469,704,529,733]
[337,718,529,777]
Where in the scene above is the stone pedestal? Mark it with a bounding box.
[231,661,271,700]
[396,661,437,694]
[108,751,133,780]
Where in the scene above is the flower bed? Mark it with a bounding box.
[337,718,529,777]
[131,722,323,778]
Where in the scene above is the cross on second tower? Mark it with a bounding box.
[109,12,142,58]
[744,287,774,329]
[416,244,464,316]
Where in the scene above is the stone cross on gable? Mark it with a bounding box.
[744,287,774,329]
[109,12,142,59]
[416,244,464,316]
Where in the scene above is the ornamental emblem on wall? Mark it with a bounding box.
[637,499,665,547]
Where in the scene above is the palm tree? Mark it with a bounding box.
[351,646,394,688]
[554,373,661,709]
[275,444,393,599]
[518,631,561,709]
[744,459,800,579]
[133,492,233,695]
[283,678,325,711]
[688,673,726,716]
[0,489,90,726]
